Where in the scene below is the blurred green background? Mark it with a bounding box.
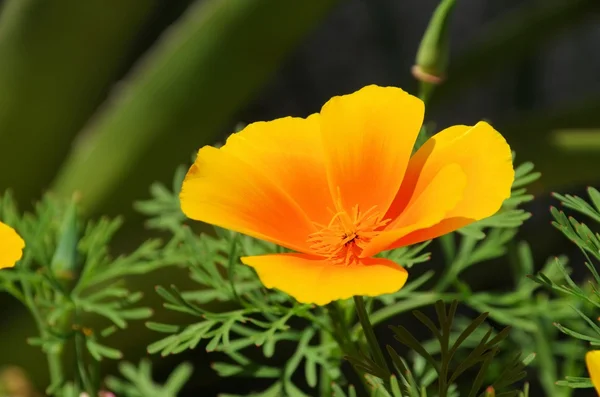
[0,0,599,395]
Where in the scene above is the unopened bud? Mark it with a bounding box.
[50,195,81,289]
[413,0,457,84]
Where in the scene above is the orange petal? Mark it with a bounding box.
[180,116,329,253]
[587,351,600,395]
[219,114,334,226]
[319,85,424,215]
[242,253,408,305]
[361,163,466,257]
[0,221,24,269]
[379,121,514,249]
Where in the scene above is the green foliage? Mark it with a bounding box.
[344,298,530,397]
[0,192,174,396]
[531,186,600,391]
[335,350,533,397]
[389,301,528,397]
[105,359,193,397]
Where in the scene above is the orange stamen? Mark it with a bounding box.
[307,193,390,265]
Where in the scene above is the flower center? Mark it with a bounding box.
[307,202,390,265]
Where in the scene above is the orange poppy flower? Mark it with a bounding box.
[180,85,514,305]
[587,351,600,395]
[0,221,24,269]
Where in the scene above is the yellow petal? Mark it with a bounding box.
[180,116,327,254]
[0,221,24,269]
[319,85,424,215]
[587,350,600,395]
[380,121,514,249]
[361,163,466,257]
[242,253,408,305]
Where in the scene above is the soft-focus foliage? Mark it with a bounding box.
[531,187,600,393]
[0,193,176,396]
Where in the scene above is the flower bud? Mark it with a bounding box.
[50,195,81,289]
[413,0,456,84]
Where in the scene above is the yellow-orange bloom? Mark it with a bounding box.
[180,85,514,305]
[587,351,600,395]
[0,221,24,269]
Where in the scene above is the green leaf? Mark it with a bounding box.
[332,383,357,397]
[146,322,181,334]
[555,376,594,388]
[211,362,280,378]
[106,359,193,397]
[86,339,123,361]
[163,362,194,395]
[304,355,318,388]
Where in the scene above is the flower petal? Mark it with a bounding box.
[361,163,466,257]
[0,221,24,269]
[319,85,424,215]
[587,351,600,395]
[376,121,514,250]
[180,116,329,253]
[242,253,408,305]
[219,115,334,226]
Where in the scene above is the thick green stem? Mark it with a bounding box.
[353,296,389,374]
[46,349,64,393]
[319,329,332,397]
[418,81,436,104]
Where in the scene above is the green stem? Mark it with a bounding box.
[418,81,436,104]
[75,330,97,397]
[413,74,435,151]
[353,296,389,374]
[439,233,456,265]
[435,236,477,292]
[20,276,64,394]
[319,329,332,397]
[326,303,370,393]
[46,351,63,393]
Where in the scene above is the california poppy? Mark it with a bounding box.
[587,351,600,395]
[0,221,24,269]
[180,85,514,305]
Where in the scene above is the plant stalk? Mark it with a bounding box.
[353,296,389,374]
[326,302,371,393]
[21,278,64,394]
[319,329,332,397]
